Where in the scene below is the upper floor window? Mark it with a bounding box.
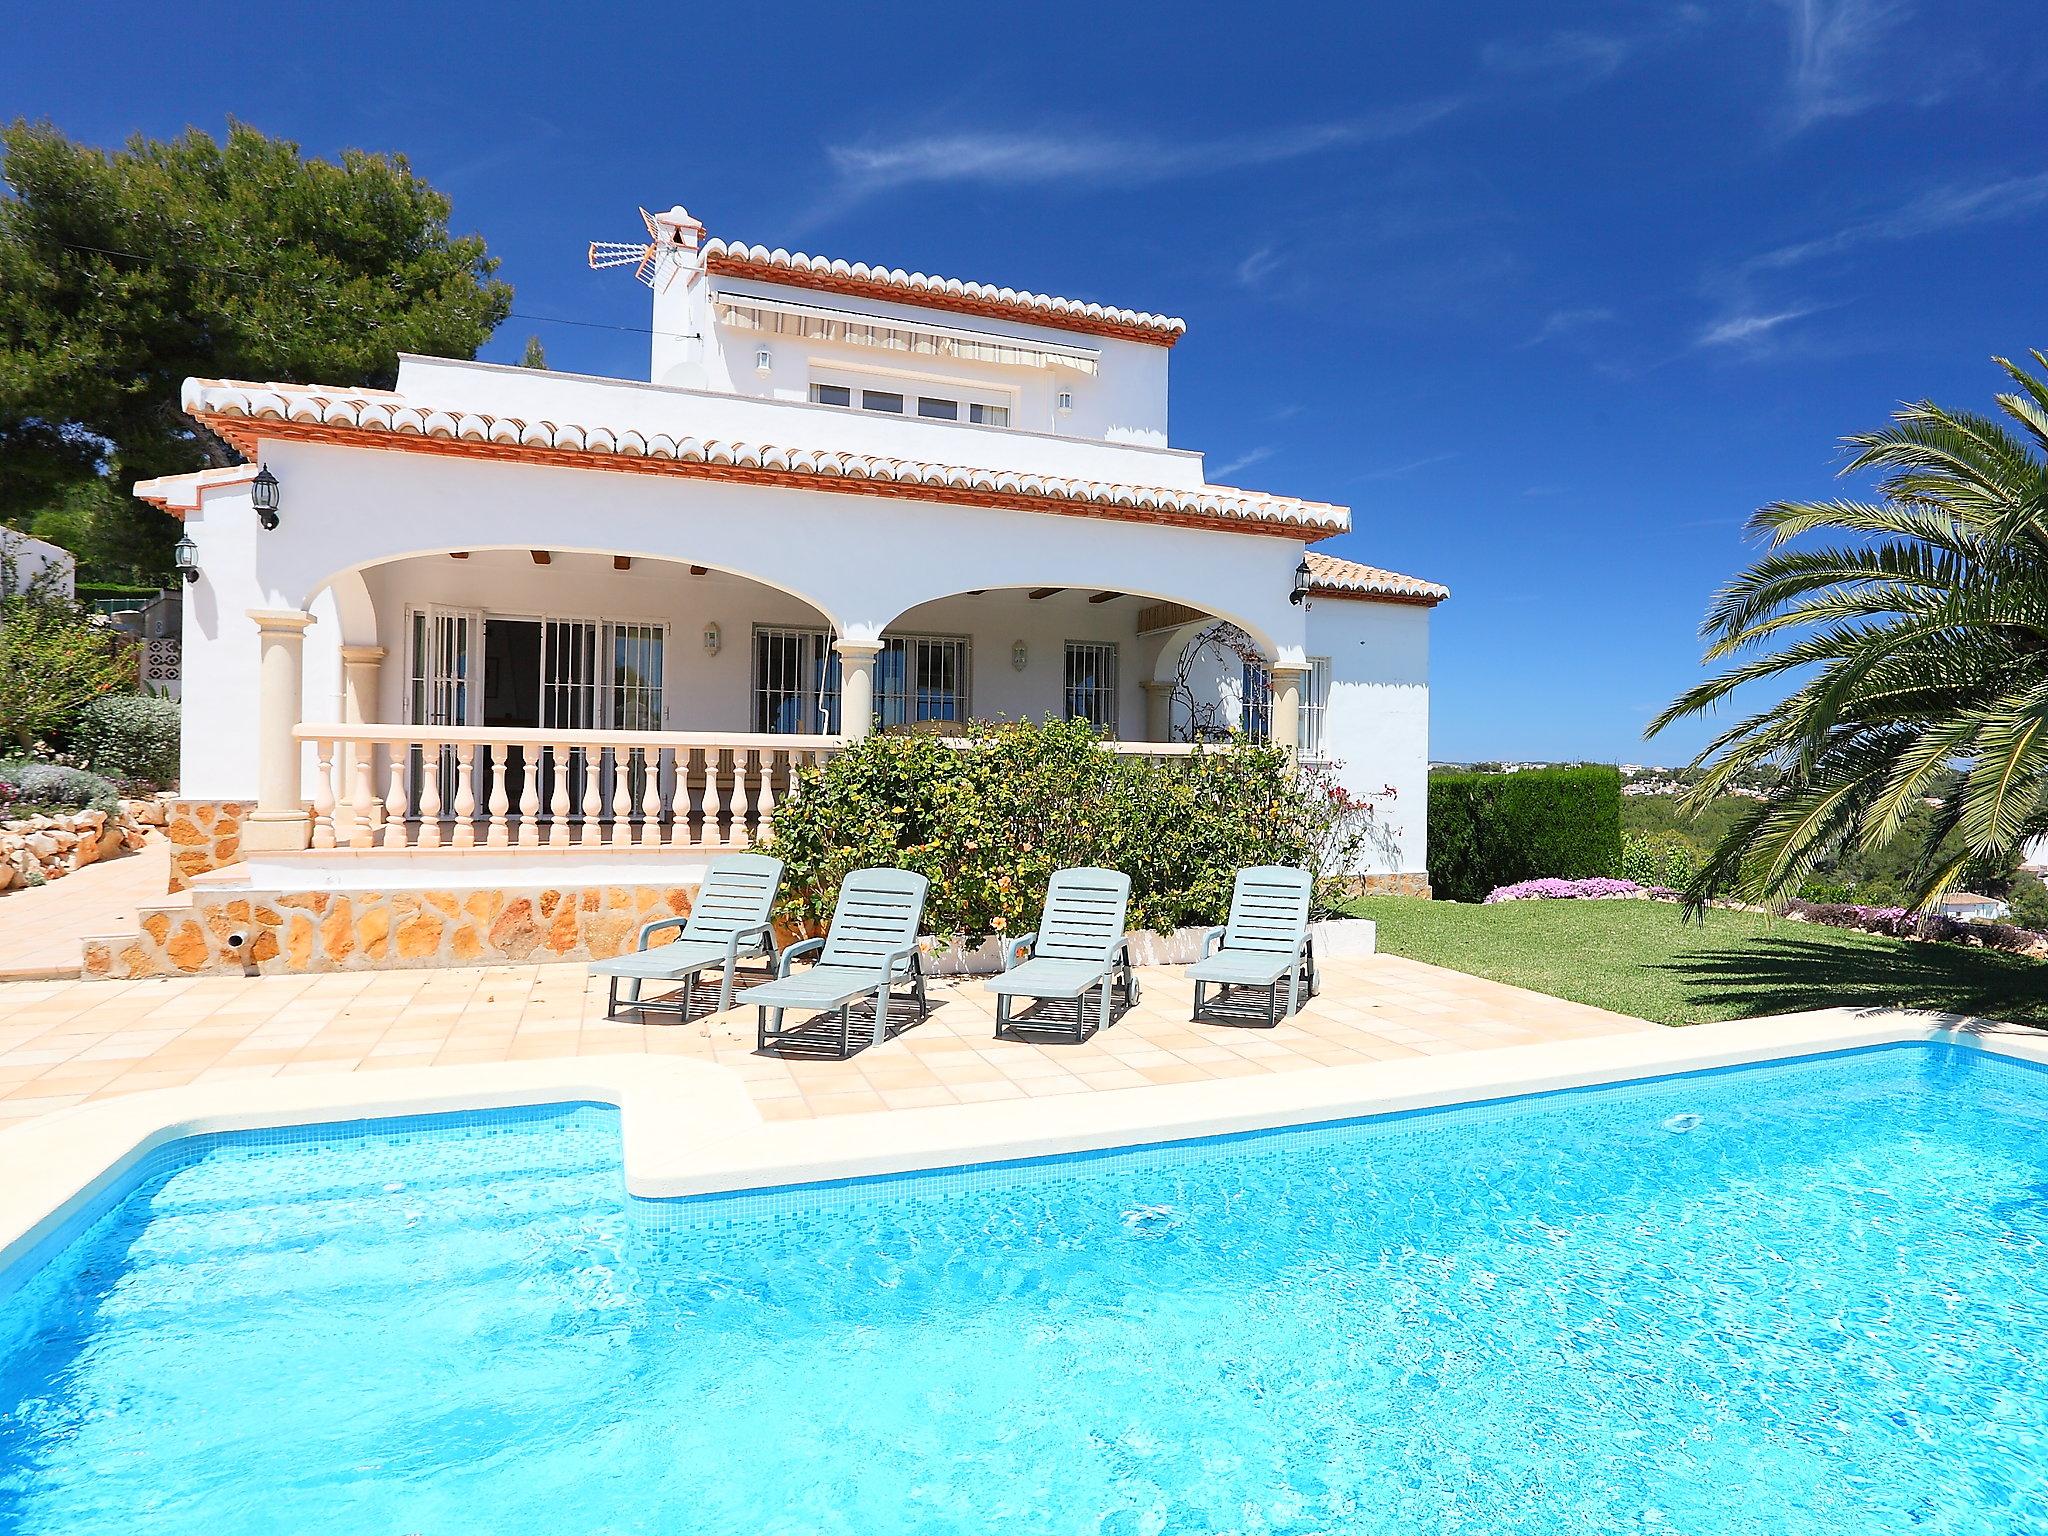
[1300,657,1331,762]
[810,373,1012,429]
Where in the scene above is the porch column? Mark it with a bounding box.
[835,640,883,740]
[1140,680,1175,742]
[244,608,316,852]
[339,645,387,836]
[1269,663,1308,765]
[340,645,385,723]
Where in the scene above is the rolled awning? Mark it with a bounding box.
[712,290,1102,375]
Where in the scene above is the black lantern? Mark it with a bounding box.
[1289,555,1312,605]
[174,533,200,584]
[251,466,281,530]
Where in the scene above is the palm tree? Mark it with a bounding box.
[1650,351,2048,909]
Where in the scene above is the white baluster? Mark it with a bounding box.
[708,748,730,844]
[383,759,409,848]
[485,743,511,847]
[350,740,379,849]
[416,749,443,848]
[517,748,541,848]
[581,745,606,843]
[756,747,779,835]
[450,744,477,848]
[666,747,693,847]
[548,744,572,846]
[639,748,662,846]
[608,745,633,848]
[310,739,337,849]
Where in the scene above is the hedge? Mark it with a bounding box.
[1427,765,1623,903]
[71,693,180,788]
[768,718,1350,939]
[0,760,122,817]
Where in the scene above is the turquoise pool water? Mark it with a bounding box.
[2,1042,2046,1533]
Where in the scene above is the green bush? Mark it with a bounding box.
[70,693,179,788]
[1619,829,1703,890]
[769,718,1319,938]
[0,590,137,750]
[75,581,161,603]
[1427,765,1623,903]
[0,759,121,816]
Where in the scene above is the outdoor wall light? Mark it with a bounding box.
[703,622,722,655]
[251,466,281,531]
[174,533,200,584]
[1011,640,1028,671]
[1289,555,1312,606]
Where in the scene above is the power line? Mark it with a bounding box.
[34,235,685,341]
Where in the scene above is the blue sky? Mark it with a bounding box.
[7,1,2044,764]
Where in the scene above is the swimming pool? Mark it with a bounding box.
[1,1040,2044,1533]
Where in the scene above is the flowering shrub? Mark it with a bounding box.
[71,694,179,789]
[770,718,1343,940]
[0,760,120,817]
[1781,898,2044,954]
[1484,876,1644,904]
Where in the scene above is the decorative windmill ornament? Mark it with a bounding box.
[587,206,701,291]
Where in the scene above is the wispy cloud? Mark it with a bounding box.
[1520,306,1617,348]
[1209,446,1277,480]
[1696,307,1818,348]
[1355,451,1461,483]
[816,100,1466,220]
[1773,0,1913,130]
[1481,29,1636,83]
[1744,169,2048,274]
[1235,244,1283,287]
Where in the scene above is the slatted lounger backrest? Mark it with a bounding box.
[1221,866,1314,955]
[819,868,931,969]
[1032,867,1132,964]
[681,854,786,942]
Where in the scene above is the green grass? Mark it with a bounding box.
[1345,895,2048,1028]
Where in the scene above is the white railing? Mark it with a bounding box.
[294,725,844,852]
[291,725,1219,854]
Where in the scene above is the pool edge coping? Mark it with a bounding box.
[2,1007,2043,1284]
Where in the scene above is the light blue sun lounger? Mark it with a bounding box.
[590,853,785,1020]
[984,866,1136,1042]
[750,867,930,1058]
[1186,865,1318,1027]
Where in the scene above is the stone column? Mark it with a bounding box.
[244,609,316,852]
[835,640,883,740]
[1268,663,1309,764]
[339,645,387,836]
[1140,680,1175,743]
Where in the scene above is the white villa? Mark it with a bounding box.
[106,205,1445,977]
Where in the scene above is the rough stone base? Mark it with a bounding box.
[80,881,768,979]
[1349,872,1432,899]
[165,799,253,893]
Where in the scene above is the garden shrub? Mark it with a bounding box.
[1427,765,1623,903]
[70,693,180,788]
[1619,829,1703,890]
[0,590,137,750]
[0,759,121,817]
[768,718,1333,939]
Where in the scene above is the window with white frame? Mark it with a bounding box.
[810,372,1011,428]
[876,634,971,727]
[1240,661,1273,743]
[1300,657,1331,761]
[1064,641,1119,732]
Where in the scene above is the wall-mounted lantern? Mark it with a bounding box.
[1011,640,1028,672]
[174,533,200,584]
[1289,555,1312,606]
[703,621,722,655]
[251,466,281,531]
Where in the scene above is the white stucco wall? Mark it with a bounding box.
[172,438,1313,799]
[1305,599,1433,880]
[1,527,76,598]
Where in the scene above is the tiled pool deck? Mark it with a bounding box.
[0,952,1655,1131]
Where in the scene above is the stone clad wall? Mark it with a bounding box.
[1355,872,1431,898]
[165,799,254,892]
[83,882,707,979]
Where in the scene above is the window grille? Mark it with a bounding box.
[1300,657,1331,761]
[753,627,842,734]
[1064,641,1120,732]
[876,635,970,727]
[1241,661,1273,743]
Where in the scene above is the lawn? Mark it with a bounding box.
[1345,895,2048,1028]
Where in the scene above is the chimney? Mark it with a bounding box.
[648,205,709,387]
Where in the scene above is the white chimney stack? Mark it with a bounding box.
[648,205,709,388]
